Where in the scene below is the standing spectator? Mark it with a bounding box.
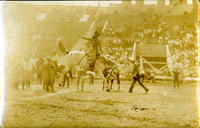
[43,57,56,92]
[36,57,44,84]
[173,68,179,88]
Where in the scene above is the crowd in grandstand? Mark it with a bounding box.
[101,14,198,77]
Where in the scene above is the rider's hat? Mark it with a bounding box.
[93,31,100,38]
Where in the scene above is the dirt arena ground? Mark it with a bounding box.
[3,80,199,128]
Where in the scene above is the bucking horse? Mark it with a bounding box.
[52,48,118,92]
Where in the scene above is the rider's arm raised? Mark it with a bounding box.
[79,35,92,41]
[99,40,103,53]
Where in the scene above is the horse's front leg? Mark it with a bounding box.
[110,79,114,90]
[89,74,94,85]
[27,80,31,89]
[22,81,25,90]
[76,71,81,91]
[81,76,87,92]
[102,76,110,92]
[105,80,110,92]
[117,78,120,90]
[62,72,69,87]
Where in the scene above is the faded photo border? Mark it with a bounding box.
[0,0,199,127]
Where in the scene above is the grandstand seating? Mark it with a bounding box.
[3,2,198,78]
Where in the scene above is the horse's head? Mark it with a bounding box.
[54,50,88,71]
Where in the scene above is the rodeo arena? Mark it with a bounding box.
[2,1,200,128]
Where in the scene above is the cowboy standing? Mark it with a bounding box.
[129,61,149,93]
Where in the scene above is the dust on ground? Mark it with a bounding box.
[3,80,199,128]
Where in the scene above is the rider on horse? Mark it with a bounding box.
[79,31,103,72]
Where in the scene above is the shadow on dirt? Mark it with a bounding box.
[60,97,128,105]
[109,90,124,93]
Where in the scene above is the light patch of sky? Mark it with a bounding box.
[143,0,157,5]
[165,0,170,6]
[16,1,122,7]
[187,0,192,5]
[131,0,136,4]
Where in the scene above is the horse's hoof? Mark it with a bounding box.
[146,89,149,94]
[106,89,110,92]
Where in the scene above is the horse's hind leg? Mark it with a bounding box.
[43,80,46,90]
[76,72,81,91]
[65,75,70,87]
[102,80,105,90]
[110,79,114,90]
[22,81,25,90]
[46,81,50,92]
[81,78,85,92]
[27,80,31,89]
[50,80,54,92]
[69,70,73,83]
[117,78,120,90]
[62,72,69,87]
[89,74,94,85]
[67,76,70,87]
[105,80,110,92]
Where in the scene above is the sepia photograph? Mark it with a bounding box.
[1,0,199,127]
